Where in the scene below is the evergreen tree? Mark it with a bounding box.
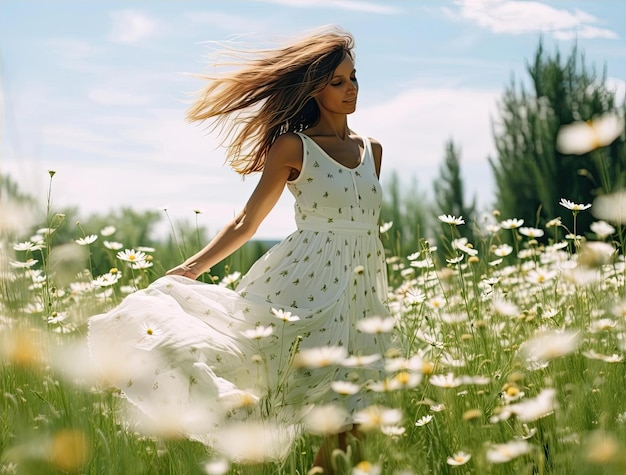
[433,139,477,258]
[489,41,626,240]
[380,171,431,261]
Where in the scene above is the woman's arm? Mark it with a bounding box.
[370,137,383,178]
[166,133,303,279]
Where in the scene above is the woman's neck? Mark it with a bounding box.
[310,115,351,140]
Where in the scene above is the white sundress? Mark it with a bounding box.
[87,131,391,439]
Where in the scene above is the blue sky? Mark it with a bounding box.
[2,0,625,239]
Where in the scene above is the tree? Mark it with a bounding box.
[380,171,431,260]
[489,41,626,240]
[433,139,477,258]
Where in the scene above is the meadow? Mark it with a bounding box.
[3,194,626,475]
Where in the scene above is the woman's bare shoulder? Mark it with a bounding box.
[266,132,304,169]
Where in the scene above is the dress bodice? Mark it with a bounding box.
[287,133,382,234]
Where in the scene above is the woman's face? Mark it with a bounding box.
[314,55,358,115]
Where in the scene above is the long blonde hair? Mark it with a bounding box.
[187,26,355,174]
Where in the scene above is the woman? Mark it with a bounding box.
[88,26,391,472]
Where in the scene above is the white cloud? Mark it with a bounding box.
[352,86,500,207]
[108,10,161,44]
[554,25,619,41]
[4,84,500,240]
[449,0,618,39]
[251,0,399,14]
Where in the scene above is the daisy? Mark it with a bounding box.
[519,227,545,238]
[486,440,533,463]
[407,251,421,260]
[429,372,463,388]
[521,330,579,362]
[493,299,519,317]
[379,221,393,233]
[357,316,395,334]
[446,255,464,265]
[220,271,241,286]
[453,238,478,256]
[393,371,422,388]
[367,378,401,392]
[590,220,615,239]
[447,451,472,466]
[497,388,558,422]
[100,225,116,236]
[410,256,435,269]
[545,217,562,228]
[559,198,591,211]
[380,425,405,437]
[593,191,626,224]
[330,381,360,395]
[104,241,124,250]
[10,259,38,268]
[303,405,350,435]
[425,296,446,310]
[588,318,617,333]
[271,308,300,322]
[415,415,433,427]
[117,249,147,263]
[353,405,402,432]
[582,350,622,363]
[500,218,524,229]
[203,459,230,475]
[438,214,465,225]
[556,112,624,155]
[47,312,68,324]
[92,272,121,288]
[352,461,382,475]
[342,354,381,367]
[214,422,294,464]
[75,235,98,246]
[525,268,558,284]
[242,326,273,340]
[294,346,348,368]
[385,354,429,373]
[132,260,154,270]
[577,241,616,267]
[13,242,35,252]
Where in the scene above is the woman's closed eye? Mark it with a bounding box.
[331,76,357,87]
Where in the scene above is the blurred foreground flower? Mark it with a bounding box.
[48,429,91,472]
[0,327,45,367]
[486,440,533,463]
[294,346,347,368]
[214,421,295,463]
[584,430,621,465]
[520,330,579,363]
[303,404,350,435]
[353,405,402,432]
[556,112,624,155]
[593,190,626,224]
[352,461,382,475]
[492,388,557,422]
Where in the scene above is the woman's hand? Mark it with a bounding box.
[165,262,202,280]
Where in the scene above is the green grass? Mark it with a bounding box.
[3,207,626,475]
